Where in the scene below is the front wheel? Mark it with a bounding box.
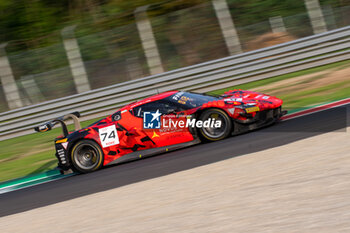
[70,140,103,173]
[198,108,232,142]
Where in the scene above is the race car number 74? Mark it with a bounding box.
[99,125,119,148]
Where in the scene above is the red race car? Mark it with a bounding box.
[35,90,286,173]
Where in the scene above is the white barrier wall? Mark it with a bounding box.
[269,16,287,33]
[0,43,23,109]
[135,5,164,75]
[212,0,242,55]
[305,0,328,34]
[62,26,91,93]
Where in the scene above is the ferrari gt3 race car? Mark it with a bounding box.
[35,90,286,174]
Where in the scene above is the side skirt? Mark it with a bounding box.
[106,139,201,166]
[232,117,278,136]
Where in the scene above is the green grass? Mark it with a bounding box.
[0,117,105,182]
[0,59,350,183]
[279,84,350,109]
[0,151,57,183]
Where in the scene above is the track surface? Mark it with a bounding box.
[0,104,348,217]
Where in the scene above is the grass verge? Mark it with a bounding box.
[0,117,103,182]
[209,59,350,109]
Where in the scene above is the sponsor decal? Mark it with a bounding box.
[99,125,119,148]
[61,142,69,150]
[56,138,67,144]
[57,149,66,164]
[228,108,235,114]
[245,102,257,106]
[178,96,190,105]
[224,98,242,102]
[172,91,184,101]
[254,95,270,100]
[246,106,260,113]
[152,131,160,138]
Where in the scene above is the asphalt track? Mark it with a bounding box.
[0,104,348,217]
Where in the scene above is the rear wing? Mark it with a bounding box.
[34,112,81,137]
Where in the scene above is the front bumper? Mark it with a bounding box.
[232,107,286,135]
[236,107,285,124]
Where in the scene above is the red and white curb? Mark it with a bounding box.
[282,97,350,121]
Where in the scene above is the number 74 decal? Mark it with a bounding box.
[98,125,119,148]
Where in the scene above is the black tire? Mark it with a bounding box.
[198,108,232,142]
[70,140,103,173]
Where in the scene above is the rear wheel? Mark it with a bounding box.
[71,140,103,173]
[198,109,232,142]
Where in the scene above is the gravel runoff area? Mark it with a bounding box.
[1,128,350,233]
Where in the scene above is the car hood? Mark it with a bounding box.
[220,90,283,110]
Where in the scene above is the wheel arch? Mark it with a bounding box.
[67,137,101,156]
[195,107,233,141]
[67,137,104,173]
[195,106,231,118]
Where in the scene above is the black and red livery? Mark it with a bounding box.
[35,90,286,174]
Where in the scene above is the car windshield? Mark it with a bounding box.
[166,92,219,109]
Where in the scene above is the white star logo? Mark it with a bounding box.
[150,110,162,122]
